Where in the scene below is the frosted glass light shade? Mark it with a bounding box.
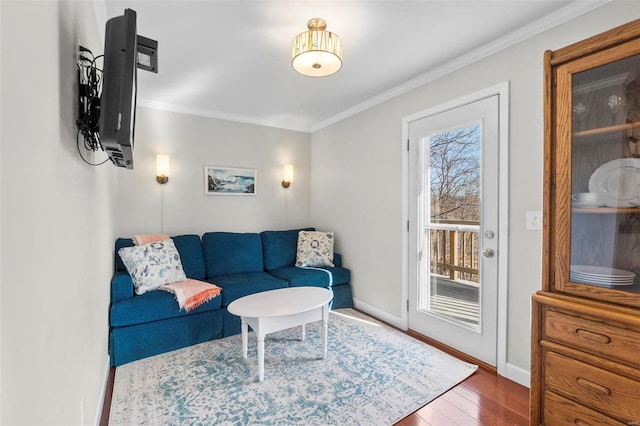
[282,164,294,188]
[292,18,342,77]
[156,154,170,184]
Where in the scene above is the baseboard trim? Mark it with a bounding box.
[352,298,406,330]
[505,363,530,389]
[97,359,115,426]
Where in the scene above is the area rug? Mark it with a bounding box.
[109,309,477,425]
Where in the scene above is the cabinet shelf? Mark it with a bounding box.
[572,206,640,214]
[573,122,638,143]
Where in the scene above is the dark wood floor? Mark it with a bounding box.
[394,366,530,425]
[394,327,530,426]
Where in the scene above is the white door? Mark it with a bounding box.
[407,94,500,366]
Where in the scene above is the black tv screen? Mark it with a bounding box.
[99,9,137,169]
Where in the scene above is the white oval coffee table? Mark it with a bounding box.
[227,286,333,381]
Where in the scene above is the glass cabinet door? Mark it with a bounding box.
[554,39,640,308]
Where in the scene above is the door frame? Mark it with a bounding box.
[401,81,509,377]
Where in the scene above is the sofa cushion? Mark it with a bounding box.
[172,234,206,280]
[111,271,135,303]
[202,232,264,277]
[260,228,314,271]
[110,288,222,327]
[295,230,335,267]
[210,272,289,307]
[115,234,206,280]
[118,239,187,295]
[115,238,135,272]
[268,266,351,288]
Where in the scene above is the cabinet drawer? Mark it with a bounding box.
[545,351,640,423]
[544,390,627,426]
[544,310,640,367]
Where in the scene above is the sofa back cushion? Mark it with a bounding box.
[115,238,135,272]
[260,228,314,271]
[114,234,205,280]
[171,235,206,280]
[202,232,264,277]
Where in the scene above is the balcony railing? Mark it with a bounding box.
[429,220,480,284]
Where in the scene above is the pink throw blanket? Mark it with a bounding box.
[133,234,170,245]
[161,279,222,312]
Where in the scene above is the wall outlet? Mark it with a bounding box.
[526,211,542,230]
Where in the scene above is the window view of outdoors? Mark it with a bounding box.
[426,125,481,326]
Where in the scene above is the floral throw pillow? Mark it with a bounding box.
[118,239,187,295]
[295,231,335,268]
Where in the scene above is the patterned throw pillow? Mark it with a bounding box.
[118,239,187,295]
[295,231,335,268]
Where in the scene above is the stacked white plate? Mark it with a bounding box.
[570,265,635,286]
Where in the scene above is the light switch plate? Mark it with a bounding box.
[526,211,542,230]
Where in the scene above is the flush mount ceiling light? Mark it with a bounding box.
[292,18,342,77]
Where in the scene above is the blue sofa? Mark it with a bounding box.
[109,228,353,366]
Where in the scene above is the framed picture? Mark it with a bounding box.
[204,166,256,195]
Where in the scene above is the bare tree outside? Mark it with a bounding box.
[429,125,481,223]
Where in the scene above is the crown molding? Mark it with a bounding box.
[137,99,311,133]
[310,0,610,133]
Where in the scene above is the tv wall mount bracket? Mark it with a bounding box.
[75,36,157,166]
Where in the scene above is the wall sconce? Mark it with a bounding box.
[282,164,294,188]
[156,154,170,184]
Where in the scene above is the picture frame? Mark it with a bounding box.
[204,166,256,195]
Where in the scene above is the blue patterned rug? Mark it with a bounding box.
[110,309,477,425]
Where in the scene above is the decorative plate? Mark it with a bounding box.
[588,158,640,207]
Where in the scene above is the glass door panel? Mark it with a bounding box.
[569,51,640,296]
[422,124,481,328]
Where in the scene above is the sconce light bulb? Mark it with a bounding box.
[156,154,170,185]
[282,164,294,188]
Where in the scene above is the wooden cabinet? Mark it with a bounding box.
[532,19,640,425]
[532,295,640,425]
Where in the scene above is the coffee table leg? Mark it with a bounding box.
[322,303,329,359]
[301,323,306,341]
[241,317,248,359]
[257,332,265,381]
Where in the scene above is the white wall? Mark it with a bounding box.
[0,4,310,423]
[310,1,640,378]
[114,107,312,237]
[1,1,114,424]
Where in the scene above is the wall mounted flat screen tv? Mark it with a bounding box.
[99,8,137,169]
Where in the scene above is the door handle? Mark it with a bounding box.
[482,248,495,258]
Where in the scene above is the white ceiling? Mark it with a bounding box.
[98,1,608,132]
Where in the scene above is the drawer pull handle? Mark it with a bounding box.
[576,328,612,344]
[576,377,612,395]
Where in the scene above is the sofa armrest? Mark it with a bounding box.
[111,271,134,303]
[334,253,343,267]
